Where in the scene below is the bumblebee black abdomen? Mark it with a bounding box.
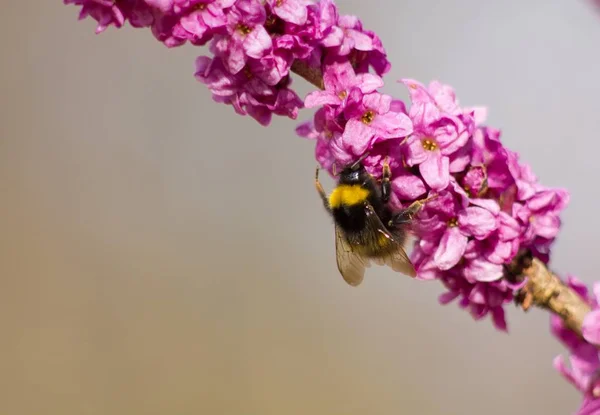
[332,204,367,233]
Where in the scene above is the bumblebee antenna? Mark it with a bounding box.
[350,152,370,170]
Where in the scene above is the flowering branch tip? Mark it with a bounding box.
[64,1,600,411]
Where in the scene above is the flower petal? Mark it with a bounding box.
[419,153,450,191]
[468,283,486,304]
[433,227,468,270]
[399,78,435,105]
[531,214,560,239]
[371,111,413,138]
[391,171,426,200]
[304,91,340,108]
[347,29,373,51]
[439,291,460,305]
[491,307,507,331]
[464,259,503,282]
[274,0,308,25]
[583,310,600,345]
[404,136,428,166]
[409,102,441,129]
[243,26,272,59]
[497,212,521,241]
[415,256,440,280]
[295,121,317,140]
[355,73,384,93]
[321,26,343,47]
[594,282,600,305]
[458,206,497,239]
[362,92,391,114]
[470,198,501,215]
[485,238,517,265]
[341,119,374,154]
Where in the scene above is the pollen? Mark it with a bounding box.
[421,138,437,151]
[276,0,284,5]
[338,90,347,99]
[266,14,276,27]
[193,2,206,10]
[447,218,458,227]
[243,67,253,79]
[378,232,390,247]
[361,110,375,125]
[237,23,252,35]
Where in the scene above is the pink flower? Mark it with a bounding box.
[577,398,600,415]
[210,0,273,74]
[65,0,153,33]
[266,0,312,25]
[169,0,237,46]
[317,3,390,75]
[145,0,175,12]
[304,60,383,112]
[513,185,569,262]
[434,266,517,331]
[552,277,600,412]
[414,188,498,273]
[401,79,470,191]
[341,90,412,156]
[350,30,390,76]
[195,56,302,125]
[322,14,373,55]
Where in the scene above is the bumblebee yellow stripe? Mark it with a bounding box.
[329,185,369,208]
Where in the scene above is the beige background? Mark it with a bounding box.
[2,1,600,414]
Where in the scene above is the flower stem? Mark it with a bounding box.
[520,258,592,337]
[291,60,325,90]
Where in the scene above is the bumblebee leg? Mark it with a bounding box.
[315,167,331,212]
[391,194,437,225]
[381,157,391,204]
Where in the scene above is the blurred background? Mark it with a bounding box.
[2,1,600,414]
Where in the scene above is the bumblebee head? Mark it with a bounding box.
[338,153,369,184]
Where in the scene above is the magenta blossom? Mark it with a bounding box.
[266,0,312,25]
[304,60,383,112]
[67,0,571,340]
[401,80,470,191]
[341,90,412,156]
[552,277,600,413]
[210,0,273,74]
[195,55,302,125]
[171,0,236,46]
[433,265,518,331]
[414,187,499,274]
[322,14,373,55]
[316,1,389,75]
[65,0,153,33]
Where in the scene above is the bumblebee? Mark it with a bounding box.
[315,155,431,286]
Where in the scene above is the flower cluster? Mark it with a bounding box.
[67,0,587,410]
[552,276,600,414]
[64,0,154,33]
[66,0,389,125]
[298,70,569,331]
[66,0,570,331]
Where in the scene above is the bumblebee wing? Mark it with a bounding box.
[335,225,369,286]
[364,204,417,278]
